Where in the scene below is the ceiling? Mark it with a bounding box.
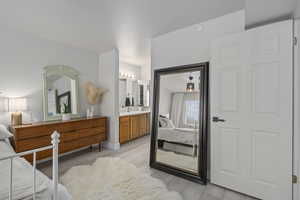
[161,72,200,92]
[0,0,297,65]
[246,0,297,28]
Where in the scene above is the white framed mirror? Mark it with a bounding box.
[43,65,80,121]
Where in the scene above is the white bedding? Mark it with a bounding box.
[0,140,71,200]
[22,182,71,200]
[157,128,198,146]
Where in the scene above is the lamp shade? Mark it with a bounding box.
[0,97,8,112]
[9,98,27,112]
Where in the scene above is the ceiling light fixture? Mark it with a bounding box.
[119,72,136,80]
[186,75,195,92]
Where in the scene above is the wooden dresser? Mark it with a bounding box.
[119,113,150,144]
[10,116,107,162]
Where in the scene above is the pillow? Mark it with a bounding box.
[159,117,167,127]
[0,125,13,140]
[159,117,175,129]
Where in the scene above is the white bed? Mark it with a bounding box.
[0,139,71,200]
[157,127,198,146]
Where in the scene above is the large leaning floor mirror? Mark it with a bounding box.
[150,63,209,184]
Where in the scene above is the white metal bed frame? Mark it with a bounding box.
[0,131,60,200]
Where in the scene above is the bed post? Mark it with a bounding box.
[51,131,60,200]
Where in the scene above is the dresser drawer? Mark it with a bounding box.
[62,130,80,142]
[16,135,51,152]
[23,144,63,162]
[60,121,87,132]
[11,117,108,162]
[77,134,106,148]
[62,126,105,142]
[92,118,106,128]
[16,135,64,152]
[60,118,106,132]
[24,149,52,162]
[63,134,106,152]
[62,140,78,152]
[15,126,53,140]
[78,127,106,138]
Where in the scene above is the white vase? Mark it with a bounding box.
[90,106,94,117]
[86,108,91,117]
[86,106,95,118]
[62,114,71,121]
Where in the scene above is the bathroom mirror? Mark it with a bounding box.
[150,63,209,184]
[138,80,150,107]
[119,78,150,110]
[43,65,80,121]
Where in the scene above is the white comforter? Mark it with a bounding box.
[0,140,72,200]
[0,141,49,200]
[157,128,198,145]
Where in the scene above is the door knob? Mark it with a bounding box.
[212,117,226,122]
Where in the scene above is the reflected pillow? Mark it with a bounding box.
[0,124,13,140]
[159,117,175,128]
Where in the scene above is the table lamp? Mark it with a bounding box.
[9,98,27,126]
[0,97,8,112]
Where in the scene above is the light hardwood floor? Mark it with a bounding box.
[38,135,257,200]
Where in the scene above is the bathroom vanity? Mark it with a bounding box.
[119,111,150,144]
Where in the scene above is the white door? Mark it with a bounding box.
[211,20,293,200]
[294,19,300,200]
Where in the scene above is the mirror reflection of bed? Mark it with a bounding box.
[156,71,200,173]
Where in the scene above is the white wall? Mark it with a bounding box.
[151,10,245,124]
[151,10,245,70]
[151,9,245,118]
[141,63,151,81]
[294,19,300,200]
[141,39,152,81]
[99,49,120,151]
[295,0,300,18]
[0,26,99,125]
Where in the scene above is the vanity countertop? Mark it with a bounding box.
[119,110,150,117]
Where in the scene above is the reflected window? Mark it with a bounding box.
[184,99,199,127]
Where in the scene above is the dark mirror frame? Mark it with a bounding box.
[150,62,209,184]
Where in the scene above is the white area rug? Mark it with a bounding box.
[61,157,182,200]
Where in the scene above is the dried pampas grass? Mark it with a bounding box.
[84,81,107,105]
